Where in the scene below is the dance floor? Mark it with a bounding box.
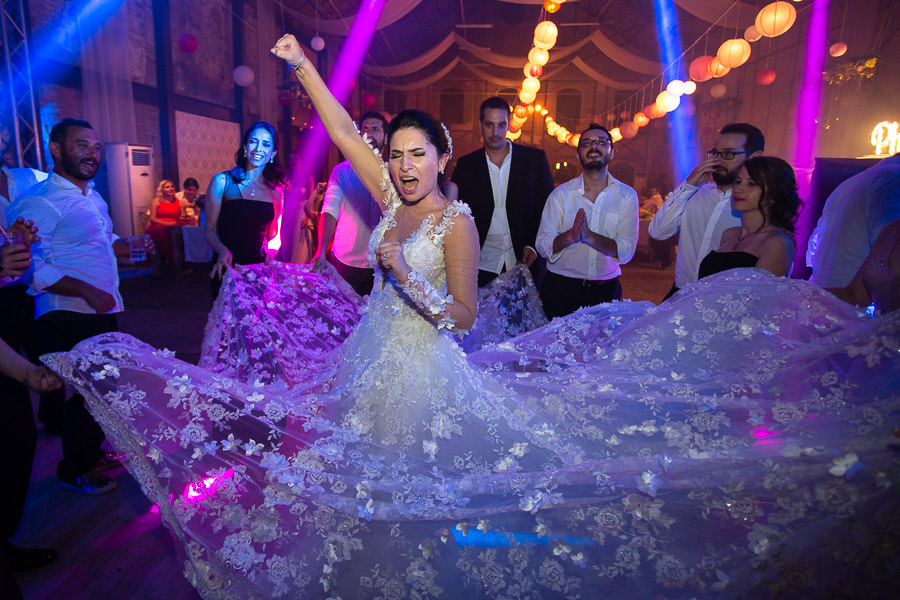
[14,257,673,599]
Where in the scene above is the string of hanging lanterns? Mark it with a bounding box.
[509,1,801,147]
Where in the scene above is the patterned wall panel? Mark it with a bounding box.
[171,1,234,108]
[175,111,240,192]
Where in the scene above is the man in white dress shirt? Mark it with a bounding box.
[312,112,388,295]
[808,152,900,291]
[8,118,151,495]
[648,123,764,299]
[536,123,639,318]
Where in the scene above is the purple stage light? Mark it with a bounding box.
[281,0,387,259]
[791,0,829,277]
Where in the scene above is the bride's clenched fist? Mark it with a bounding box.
[271,34,304,68]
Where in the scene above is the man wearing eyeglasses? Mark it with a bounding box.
[535,123,639,318]
[649,123,764,299]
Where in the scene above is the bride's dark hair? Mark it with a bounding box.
[387,110,451,185]
[231,121,287,189]
[744,156,802,234]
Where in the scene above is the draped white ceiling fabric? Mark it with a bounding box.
[674,0,760,25]
[285,0,746,91]
[359,30,660,82]
[287,0,423,36]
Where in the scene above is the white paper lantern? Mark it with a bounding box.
[233,65,255,87]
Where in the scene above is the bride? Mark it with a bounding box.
[44,34,900,599]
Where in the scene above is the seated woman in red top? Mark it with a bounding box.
[145,179,180,262]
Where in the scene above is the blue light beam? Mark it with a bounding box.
[653,0,697,182]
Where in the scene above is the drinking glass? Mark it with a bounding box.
[128,235,148,262]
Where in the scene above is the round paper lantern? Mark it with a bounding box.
[556,129,570,143]
[311,36,325,52]
[744,25,762,43]
[707,57,731,78]
[533,21,559,51]
[543,0,561,13]
[540,107,549,116]
[514,105,528,119]
[756,69,777,85]
[755,1,797,38]
[506,129,522,140]
[610,128,623,143]
[526,105,535,115]
[233,65,255,87]
[518,89,537,105]
[633,112,650,127]
[689,56,714,82]
[570,133,581,147]
[546,121,560,136]
[717,38,751,68]
[710,83,727,98]
[682,80,697,95]
[666,79,685,96]
[648,103,666,119]
[528,47,550,67]
[524,63,543,78]
[522,76,541,96]
[829,42,848,57]
[656,91,681,113]
[177,33,198,53]
[620,121,638,139]
[361,92,376,108]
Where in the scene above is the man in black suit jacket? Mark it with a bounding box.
[451,97,554,287]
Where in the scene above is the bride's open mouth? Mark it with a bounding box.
[399,176,419,194]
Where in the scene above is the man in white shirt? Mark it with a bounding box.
[451,97,554,287]
[312,112,388,295]
[8,118,151,496]
[808,153,900,291]
[536,123,639,318]
[648,123,765,298]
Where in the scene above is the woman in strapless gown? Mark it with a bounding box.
[698,156,799,280]
[204,122,285,296]
[41,36,900,600]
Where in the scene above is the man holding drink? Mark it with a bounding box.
[7,118,153,495]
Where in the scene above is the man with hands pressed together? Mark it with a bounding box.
[536,123,639,318]
[648,123,764,298]
[7,118,153,495]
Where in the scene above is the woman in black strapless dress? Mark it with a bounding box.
[698,156,801,279]
[204,122,287,296]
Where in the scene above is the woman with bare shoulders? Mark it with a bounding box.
[205,121,286,294]
[698,155,801,280]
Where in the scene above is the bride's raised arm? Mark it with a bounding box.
[271,34,388,209]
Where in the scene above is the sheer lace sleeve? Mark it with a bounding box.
[399,203,479,334]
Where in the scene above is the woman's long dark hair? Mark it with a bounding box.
[230,121,287,189]
[388,110,452,185]
[744,156,802,234]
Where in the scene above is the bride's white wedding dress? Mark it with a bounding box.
[45,168,900,599]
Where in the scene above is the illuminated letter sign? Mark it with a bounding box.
[871,121,899,156]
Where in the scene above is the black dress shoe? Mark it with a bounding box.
[58,474,117,496]
[3,542,59,572]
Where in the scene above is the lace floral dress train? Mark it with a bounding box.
[44,165,900,599]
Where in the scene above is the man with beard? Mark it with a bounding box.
[649,123,764,298]
[535,124,639,318]
[451,96,554,287]
[8,118,152,495]
[311,112,389,295]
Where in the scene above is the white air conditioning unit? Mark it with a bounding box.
[96,143,154,237]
